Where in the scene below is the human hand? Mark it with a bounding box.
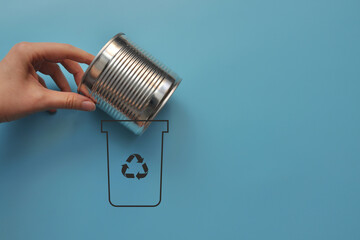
[0,42,96,122]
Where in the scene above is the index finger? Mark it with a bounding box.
[27,42,94,64]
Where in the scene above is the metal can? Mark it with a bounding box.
[78,33,181,134]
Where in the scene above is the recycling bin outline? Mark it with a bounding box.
[101,120,169,207]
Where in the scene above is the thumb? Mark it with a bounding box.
[44,90,96,111]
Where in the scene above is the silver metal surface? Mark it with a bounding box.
[78,33,181,134]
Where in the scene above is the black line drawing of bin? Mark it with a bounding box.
[101,120,169,207]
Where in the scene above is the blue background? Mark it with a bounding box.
[0,0,360,239]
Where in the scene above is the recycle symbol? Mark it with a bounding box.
[121,154,148,180]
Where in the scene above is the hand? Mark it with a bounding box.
[0,42,96,122]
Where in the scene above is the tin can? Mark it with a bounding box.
[78,33,181,134]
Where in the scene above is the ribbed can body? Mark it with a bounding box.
[78,33,181,134]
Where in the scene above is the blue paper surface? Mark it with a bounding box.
[1,0,360,239]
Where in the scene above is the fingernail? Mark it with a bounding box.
[81,101,96,111]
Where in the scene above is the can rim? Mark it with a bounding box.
[77,33,125,94]
[140,78,181,133]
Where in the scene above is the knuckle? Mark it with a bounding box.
[64,43,74,49]
[13,41,31,52]
[64,94,76,109]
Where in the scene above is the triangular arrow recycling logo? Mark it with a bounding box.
[121,154,148,180]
